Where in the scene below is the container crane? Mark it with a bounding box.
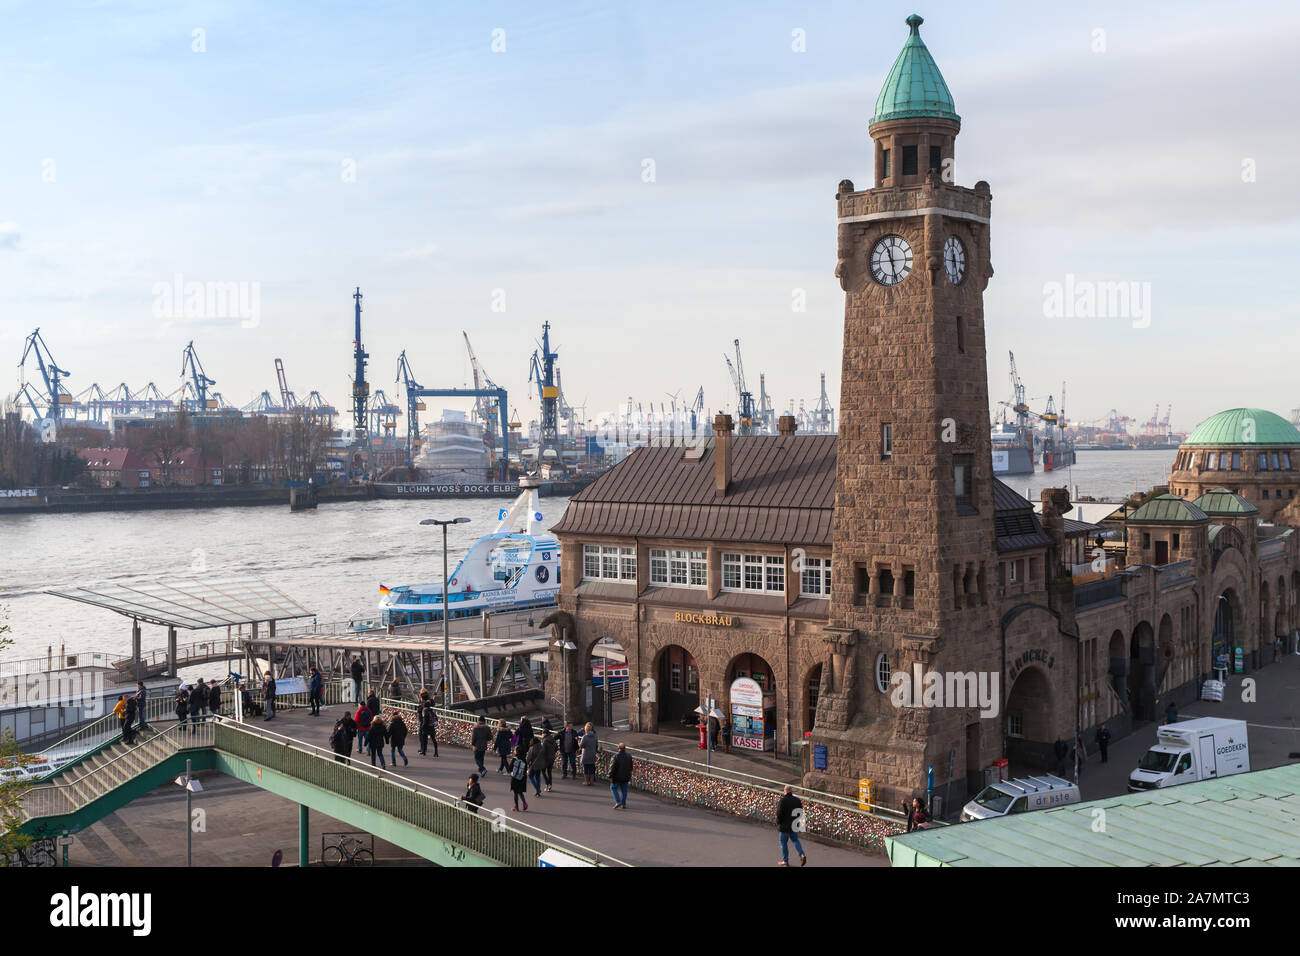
[18,328,71,424]
[368,390,402,437]
[1007,351,1031,449]
[180,341,216,410]
[757,373,775,434]
[689,387,704,436]
[397,350,510,476]
[812,372,834,434]
[274,358,298,412]
[463,331,507,453]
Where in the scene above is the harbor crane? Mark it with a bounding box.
[463,331,506,454]
[180,341,216,410]
[351,287,369,441]
[274,358,298,412]
[1006,351,1031,449]
[527,321,561,464]
[725,339,756,435]
[812,372,835,434]
[397,350,509,477]
[688,387,705,436]
[368,390,402,437]
[18,328,71,424]
[757,374,775,434]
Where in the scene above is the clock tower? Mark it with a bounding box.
[810,14,1002,806]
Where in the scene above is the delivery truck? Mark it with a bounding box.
[959,775,1081,822]
[1128,717,1249,791]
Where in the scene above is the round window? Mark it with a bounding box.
[874,653,891,694]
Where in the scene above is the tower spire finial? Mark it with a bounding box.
[906,13,923,35]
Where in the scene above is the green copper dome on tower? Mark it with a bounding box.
[871,14,960,126]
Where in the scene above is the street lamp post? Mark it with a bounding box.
[554,637,576,725]
[421,516,470,708]
[174,758,202,867]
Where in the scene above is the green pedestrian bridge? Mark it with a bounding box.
[15,715,622,868]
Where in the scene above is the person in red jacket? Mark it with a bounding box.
[355,703,373,753]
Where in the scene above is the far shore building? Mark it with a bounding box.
[546,15,1300,809]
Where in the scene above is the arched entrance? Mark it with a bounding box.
[1004,665,1054,771]
[804,663,823,737]
[1129,622,1156,722]
[585,637,626,728]
[1212,589,1240,673]
[725,652,778,753]
[655,644,699,731]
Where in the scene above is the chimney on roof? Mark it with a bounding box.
[777,414,797,436]
[714,413,734,496]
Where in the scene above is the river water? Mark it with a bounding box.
[0,449,1174,664]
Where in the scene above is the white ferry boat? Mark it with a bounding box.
[378,485,560,627]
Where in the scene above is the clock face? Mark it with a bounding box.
[870,235,913,286]
[943,235,966,286]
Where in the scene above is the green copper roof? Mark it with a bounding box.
[1128,494,1209,525]
[871,15,960,126]
[1183,408,1300,447]
[1193,488,1260,517]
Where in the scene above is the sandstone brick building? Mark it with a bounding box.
[544,15,1300,809]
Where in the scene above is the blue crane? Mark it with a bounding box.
[180,341,216,410]
[18,328,71,423]
[396,349,509,478]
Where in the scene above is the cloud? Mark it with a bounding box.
[0,222,21,250]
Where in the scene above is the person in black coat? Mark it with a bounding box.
[417,690,439,757]
[388,713,409,766]
[470,716,491,775]
[608,742,633,809]
[508,753,529,811]
[340,712,357,759]
[776,785,806,866]
[493,720,513,773]
[515,716,535,758]
[330,719,350,763]
[463,774,485,815]
[1095,723,1112,763]
[208,680,223,717]
[263,676,277,721]
[369,716,388,768]
[350,656,365,702]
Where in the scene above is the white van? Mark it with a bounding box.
[960,774,1081,822]
[1128,717,1249,791]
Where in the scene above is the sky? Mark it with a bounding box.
[2,0,1298,436]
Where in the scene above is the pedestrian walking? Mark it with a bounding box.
[134,681,149,731]
[776,785,806,866]
[1073,735,1087,780]
[175,685,190,730]
[579,722,598,786]
[721,718,731,754]
[1052,737,1068,776]
[470,715,491,775]
[340,711,357,760]
[463,774,486,815]
[508,753,529,812]
[309,667,324,715]
[113,695,129,740]
[417,690,439,756]
[389,712,409,766]
[122,693,138,745]
[350,656,365,702]
[369,714,388,768]
[365,690,381,717]
[1095,723,1112,764]
[263,676,277,721]
[330,719,350,763]
[494,719,513,774]
[355,701,373,752]
[208,680,222,718]
[515,716,535,758]
[608,742,632,809]
[526,737,546,796]
[560,721,579,779]
[541,729,558,791]
[191,678,209,720]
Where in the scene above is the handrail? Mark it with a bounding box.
[385,698,905,821]
[218,719,628,866]
[0,650,119,677]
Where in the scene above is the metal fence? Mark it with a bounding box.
[0,650,119,677]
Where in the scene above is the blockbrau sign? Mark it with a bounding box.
[673,612,734,626]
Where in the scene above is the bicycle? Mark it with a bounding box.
[321,835,373,866]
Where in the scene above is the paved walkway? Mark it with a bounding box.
[258,708,883,867]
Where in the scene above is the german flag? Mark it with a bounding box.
[379,584,391,595]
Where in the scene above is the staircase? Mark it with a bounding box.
[20,723,212,825]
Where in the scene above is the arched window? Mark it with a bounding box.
[874,653,891,694]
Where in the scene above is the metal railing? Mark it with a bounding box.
[0,650,119,677]
[1074,576,1124,609]
[112,638,242,672]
